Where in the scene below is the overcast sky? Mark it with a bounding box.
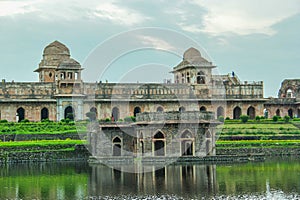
[0,0,300,97]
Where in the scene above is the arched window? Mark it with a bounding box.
[217,106,224,118]
[276,109,281,117]
[157,106,164,112]
[41,107,49,121]
[134,106,141,117]
[288,109,293,118]
[90,107,98,118]
[179,106,185,112]
[112,107,119,121]
[197,71,205,84]
[186,72,190,83]
[17,107,25,122]
[153,131,165,156]
[64,106,75,120]
[247,106,256,119]
[181,130,193,156]
[200,106,207,112]
[233,106,241,119]
[112,137,122,156]
[181,73,185,83]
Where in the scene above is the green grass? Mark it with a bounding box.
[0,140,85,147]
[217,140,300,148]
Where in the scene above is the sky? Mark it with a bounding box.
[0,0,300,97]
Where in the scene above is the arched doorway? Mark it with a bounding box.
[90,107,97,118]
[112,137,122,156]
[153,131,165,156]
[288,109,293,118]
[233,106,241,119]
[179,106,185,112]
[217,106,224,118]
[64,106,75,120]
[112,107,119,121]
[133,106,141,117]
[157,106,164,112]
[247,106,256,119]
[181,131,193,156]
[17,107,25,122]
[200,106,207,112]
[276,109,281,117]
[41,107,49,120]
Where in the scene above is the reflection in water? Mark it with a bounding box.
[0,159,300,199]
[88,164,217,199]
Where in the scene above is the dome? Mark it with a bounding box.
[57,58,81,70]
[43,40,70,56]
[183,47,208,63]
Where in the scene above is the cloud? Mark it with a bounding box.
[191,0,300,36]
[138,35,176,51]
[0,0,39,17]
[0,0,149,26]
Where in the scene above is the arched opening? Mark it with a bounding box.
[112,137,121,156]
[179,106,185,112]
[217,106,224,118]
[153,131,165,156]
[197,71,205,84]
[233,106,241,119]
[186,72,190,83]
[276,109,281,117]
[181,131,193,156]
[64,106,75,120]
[157,106,164,112]
[41,107,49,121]
[200,106,207,112]
[206,140,211,155]
[90,107,98,118]
[111,107,119,121]
[181,73,185,83]
[247,106,256,119]
[287,89,293,98]
[17,107,25,122]
[288,109,293,118]
[133,106,141,117]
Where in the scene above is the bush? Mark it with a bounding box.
[255,116,261,121]
[124,116,136,122]
[0,119,8,123]
[21,119,30,123]
[225,117,230,120]
[105,118,111,122]
[273,115,279,122]
[240,115,249,123]
[218,116,225,122]
[284,115,290,123]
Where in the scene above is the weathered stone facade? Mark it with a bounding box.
[0,41,299,122]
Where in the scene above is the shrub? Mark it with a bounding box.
[218,116,225,122]
[240,115,249,123]
[225,117,230,120]
[284,115,290,123]
[273,115,279,122]
[105,118,111,122]
[124,116,136,122]
[0,119,8,123]
[21,119,30,123]
[255,116,261,121]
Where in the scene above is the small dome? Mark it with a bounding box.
[43,40,70,56]
[183,47,208,63]
[57,58,81,70]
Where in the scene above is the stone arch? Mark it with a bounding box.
[276,109,281,117]
[64,106,75,120]
[157,106,164,112]
[200,106,207,112]
[90,107,98,118]
[181,130,194,156]
[247,106,256,119]
[153,131,165,156]
[217,106,224,118]
[41,107,49,121]
[133,106,141,117]
[17,107,25,122]
[288,109,293,118]
[197,71,205,84]
[286,88,294,98]
[179,106,185,112]
[112,136,122,156]
[112,107,120,121]
[233,106,241,119]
